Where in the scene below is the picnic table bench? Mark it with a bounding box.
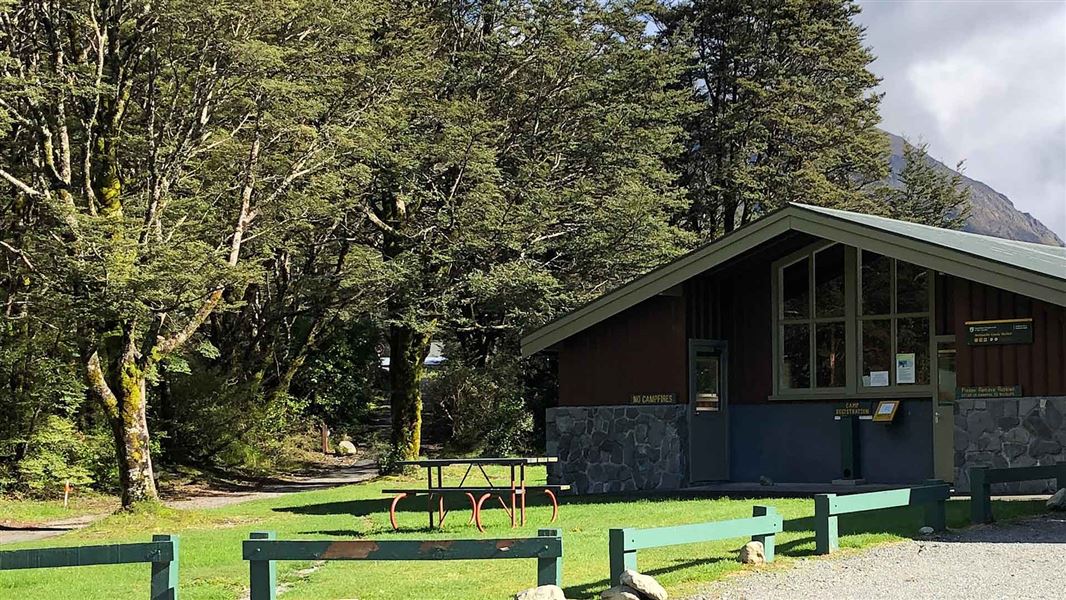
[384,457,568,531]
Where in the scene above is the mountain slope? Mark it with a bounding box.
[884,132,1064,247]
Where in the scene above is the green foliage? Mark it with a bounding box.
[15,417,96,494]
[878,140,972,229]
[659,0,889,238]
[427,352,535,457]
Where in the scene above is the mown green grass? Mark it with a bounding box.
[0,494,119,524]
[0,467,1050,600]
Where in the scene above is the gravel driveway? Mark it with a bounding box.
[692,514,1066,600]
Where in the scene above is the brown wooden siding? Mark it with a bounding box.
[557,295,686,406]
[686,233,815,405]
[949,277,1066,396]
[686,261,774,405]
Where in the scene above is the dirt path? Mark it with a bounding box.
[0,459,377,545]
[692,513,1066,600]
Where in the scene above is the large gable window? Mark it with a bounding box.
[774,243,932,397]
[778,244,847,391]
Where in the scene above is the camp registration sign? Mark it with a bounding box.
[834,402,871,417]
[965,318,1033,346]
[630,393,677,405]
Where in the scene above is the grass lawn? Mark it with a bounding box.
[0,494,119,525]
[0,467,1050,600]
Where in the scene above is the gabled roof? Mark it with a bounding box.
[521,203,1066,356]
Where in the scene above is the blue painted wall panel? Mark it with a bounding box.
[727,401,932,483]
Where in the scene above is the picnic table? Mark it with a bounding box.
[383,457,569,532]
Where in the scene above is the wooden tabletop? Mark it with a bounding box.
[395,457,557,467]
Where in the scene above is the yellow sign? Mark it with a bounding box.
[872,400,900,423]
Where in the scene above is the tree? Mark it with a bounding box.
[658,0,888,240]
[0,0,393,506]
[356,0,692,461]
[879,140,971,229]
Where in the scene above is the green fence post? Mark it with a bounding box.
[536,529,563,587]
[814,494,838,555]
[750,506,776,562]
[248,531,277,600]
[150,534,179,600]
[969,467,992,524]
[608,528,636,586]
[924,496,947,532]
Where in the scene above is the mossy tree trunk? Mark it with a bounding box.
[388,324,431,462]
[85,328,159,506]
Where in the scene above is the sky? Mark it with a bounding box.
[855,0,1066,239]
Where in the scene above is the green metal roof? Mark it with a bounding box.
[521,203,1066,356]
[798,204,1066,280]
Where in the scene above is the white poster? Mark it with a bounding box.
[869,370,890,387]
[896,353,916,384]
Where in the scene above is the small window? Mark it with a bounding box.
[781,324,811,389]
[861,251,891,315]
[816,322,847,387]
[782,258,810,319]
[897,261,929,313]
[815,245,845,318]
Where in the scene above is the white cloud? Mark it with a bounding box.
[857,1,1066,239]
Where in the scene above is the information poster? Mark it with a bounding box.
[869,370,889,387]
[896,353,916,384]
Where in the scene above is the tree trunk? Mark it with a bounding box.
[389,324,431,461]
[112,358,158,506]
[86,345,159,508]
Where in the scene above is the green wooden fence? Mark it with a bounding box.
[815,483,950,554]
[243,529,563,600]
[607,505,782,584]
[0,534,179,600]
[970,461,1066,524]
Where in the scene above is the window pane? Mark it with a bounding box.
[694,351,720,411]
[782,258,809,319]
[897,317,930,385]
[897,261,929,313]
[861,319,891,387]
[782,324,810,389]
[861,251,891,315]
[816,322,846,387]
[815,245,845,318]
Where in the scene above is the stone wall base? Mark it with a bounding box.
[955,396,1066,493]
[546,405,687,494]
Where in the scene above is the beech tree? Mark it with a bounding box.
[357,0,691,462]
[880,140,971,229]
[0,0,393,506]
[658,0,889,240]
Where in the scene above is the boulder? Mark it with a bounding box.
[738,541,765,564]
[600,585,642,600]
[514,584,566,600]
[620,570,667,600]
[1047,488,1066,511]
[337,440,357,455]
[918,526,935,535]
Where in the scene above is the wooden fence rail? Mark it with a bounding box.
[815,483,949,554]
[243,529,563,600]
[970,461,1066,524]
[0,534,179,600]
[607,506,782,584]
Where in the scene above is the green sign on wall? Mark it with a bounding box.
[965,319,1033,346]
[957,385,1022,399]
